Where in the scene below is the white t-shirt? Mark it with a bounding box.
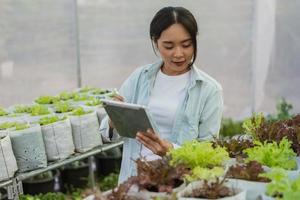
[141,69,191,160]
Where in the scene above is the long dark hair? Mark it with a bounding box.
[150,7,198,66]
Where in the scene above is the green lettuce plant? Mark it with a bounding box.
[0,122,29,131]
[71,107,92,116]
[35,95,60,105]
[54,101,75,113]
[78,86,96,93]
[242,112,264,139]
[59,91,76,101]
[168,140,229,181]
[13,105,32,113]
[91,88,111,95]
[260,168,300,200]
[0,107,8,116]
[30,105,51,116]
[39,115,66,126]
[73,94,93,101]
[85,98,102,106]
[243,138,297,170]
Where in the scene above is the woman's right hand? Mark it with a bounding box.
[108,94,124,129]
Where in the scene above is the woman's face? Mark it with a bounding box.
[155,23,194,76]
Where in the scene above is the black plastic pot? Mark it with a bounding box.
[22,170,60,195]
[60,160,89,191]
[95,147,122,176]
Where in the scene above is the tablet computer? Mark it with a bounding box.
[102,99,159,138]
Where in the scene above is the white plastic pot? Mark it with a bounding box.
[0,135,18,181]
[69,111,103,152]
[177,180,246,200]
[41,118,75,161]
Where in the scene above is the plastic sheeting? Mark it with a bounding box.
[0,0,299,119]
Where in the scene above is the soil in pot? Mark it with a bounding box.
[96,147,122,176]
[22,170,60,195]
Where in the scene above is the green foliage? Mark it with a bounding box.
[85,98,102,107]
[30,105,51,116]
[91,88,111,95]
[267,98,294,121]
[59,91,76,101]
[78,86,96,93]
[219,118,243,138]
[260,168,300,199]
[14,105,32,113]
[35,95,60,105]
[0,107,8,116]
[39,115,66,126]
[244,138,297,170]
[54,101,75,113]
[14,123,30,131]
[71,107,92,116]
[73,94,93,102]
[185,166,225,182]
[99,172,119,191]
[0,122,29,131]
[20,192,65,200]
[168,140,229,182]
[242,112,264,138]
[169,140,229,169]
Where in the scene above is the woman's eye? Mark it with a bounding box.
[164,46,173,50]
[182,43,192,48]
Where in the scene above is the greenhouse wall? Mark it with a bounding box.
[0,0,299,118]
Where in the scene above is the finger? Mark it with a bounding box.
[113,94,124,102]
[141,129,161,142]
[136,132,162,154]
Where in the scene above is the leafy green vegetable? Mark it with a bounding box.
[35,95,60,104]
[169,140,229,169]
[99,172,119,191]
[39,115,66,126]
[14,123,30,131]
[13,105,32,113]
[243,138,297,170]
[0,107,8,116]
[85,98,102,106]
[59,91,76,100]
[78,86,96,93]
[71,107,92,116]
[54,101,75,113]
[20,192,65,200]
[185,166,225,182]
[30,104,51,116]
[267,98,294,121]
[91,88,111,95]
[168,140,229,182]
[73,94,93,101]
[242,112,264,139]
[260,168,300,199]
[0,122,17,130]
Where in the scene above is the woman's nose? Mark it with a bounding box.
[173,47,184,57]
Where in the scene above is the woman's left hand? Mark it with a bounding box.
[136,129,173,157]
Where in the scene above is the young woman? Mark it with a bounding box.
[100,6,223,183]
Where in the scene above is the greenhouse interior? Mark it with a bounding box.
[0,0,300,200]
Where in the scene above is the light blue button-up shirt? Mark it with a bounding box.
[100,61,223,183]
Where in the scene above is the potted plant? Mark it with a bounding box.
[25,104,52,123]
[68,107,102,153]
[260,168,300,200]
[34,95,60,108]
[38,115,75,161]
[58,91,76,101]
[53,101,76,116]
[176,177,246,200]
[226,160,270,200]
[243,138,299,179]
[84,98,106,124]
[8,123,47,172]
[0,134,18,182]
[22,170,61,195]
[0,107,8,117]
